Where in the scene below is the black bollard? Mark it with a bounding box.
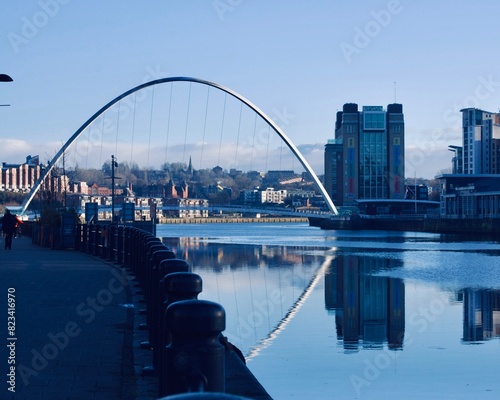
[161,271,203,347]
[140,249,175,340]
[164,300,226,395]
[152,261,191,369]
[159,272,203,397]
[136,235,160,285]
[131,231,145,277]
[145,246,171,299]
[143,258,188,375]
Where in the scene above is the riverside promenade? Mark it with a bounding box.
[1,235,157,400]
[1,234,272,400]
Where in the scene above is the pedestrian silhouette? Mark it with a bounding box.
[2,209,17,250]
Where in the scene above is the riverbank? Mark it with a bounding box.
[159,217,308,224]
[310,215,500,235]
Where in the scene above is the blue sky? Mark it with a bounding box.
[2,0,500,179]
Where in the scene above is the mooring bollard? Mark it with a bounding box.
[164,300,226,395]
[159,272,203,397]
[146,250,176,307]
[151,260,190,370]
[140,249,175,345]
[145,246,172,301]
[143,258,189,376]
[138,236,161,284]
[134,234,157,285]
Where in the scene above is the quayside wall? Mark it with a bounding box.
[310,215,500,235]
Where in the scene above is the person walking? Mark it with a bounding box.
[2,209,17,250]
[14,214,23,238]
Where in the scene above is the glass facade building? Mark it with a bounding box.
[460,108,500,175]
[324,103,405,206]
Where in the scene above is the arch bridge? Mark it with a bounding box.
[19,77,338,217]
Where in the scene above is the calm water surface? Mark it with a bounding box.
[157,223,500,400]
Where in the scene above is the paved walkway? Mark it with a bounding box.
[1,236,156,400]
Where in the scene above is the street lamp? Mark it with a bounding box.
[105,155,120,223]
[111,155,118,223]
[0,74,13,107]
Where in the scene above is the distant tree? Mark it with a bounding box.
[435,168,452,177]
[209,190,231,205]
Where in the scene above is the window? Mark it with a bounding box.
[363,112,385,130]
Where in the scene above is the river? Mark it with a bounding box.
[156,222,500,400]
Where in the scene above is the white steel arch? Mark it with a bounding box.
[20,77,338,215]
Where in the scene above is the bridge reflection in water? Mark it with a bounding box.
[157,222,500,398]
[160,237,500,358]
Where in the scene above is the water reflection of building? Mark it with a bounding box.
[161,237,323,273]
[462,288,500,342]
[325,255,405,351]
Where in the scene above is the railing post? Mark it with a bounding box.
[74,224,82,251]
[88,224,95,254]
[164,300,225,395]
[108,224,116,262]
[101,225,108,259]
[123,227,132,269]
[94,224,101,256]
[116,226,124,264]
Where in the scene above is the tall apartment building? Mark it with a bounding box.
[1,156,41,192]
[448,145,463,174]
[460,108,500,174]
[324,103,405,206]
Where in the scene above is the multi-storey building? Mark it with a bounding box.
[1,156,41,192]
[239,187,287,205]
[460,108,500,174]
[439,109,500,217]
[448,145,463,174]
[325,103,405,206]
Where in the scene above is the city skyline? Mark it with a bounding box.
[2,1,500,179]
